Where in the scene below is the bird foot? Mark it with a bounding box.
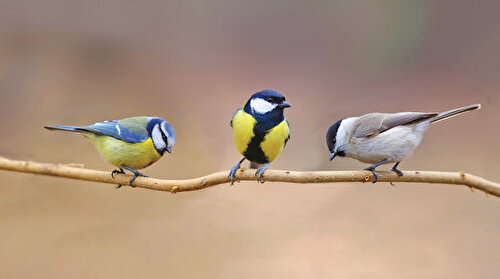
[129,172,148,187]
[229,159,245,185]
[363,167,379,183]
[391,167,404,177]
[255,163,270,184]
[111,168,126,188]
[389,162,403,186]
[121,165,148,187]
[111,168,125,179]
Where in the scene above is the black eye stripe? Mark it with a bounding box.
[265,97,285,103]
[159,127,168,143]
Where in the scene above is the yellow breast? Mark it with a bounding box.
[231,109,257,155]
[83,134,162,169]
[260,119,290,162]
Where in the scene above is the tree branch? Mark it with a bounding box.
[0,156,499,197]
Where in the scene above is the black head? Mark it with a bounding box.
[244,89,291,117]
[326,119,345,160]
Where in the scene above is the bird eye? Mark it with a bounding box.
[161,132,169,145]
[266,97,273,103]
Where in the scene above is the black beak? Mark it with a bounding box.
[278,101,291,109]
[166,146,172,154]
[329,152,337,161]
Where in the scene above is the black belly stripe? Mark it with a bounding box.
[244,131,269,164]
[241,106,286,164]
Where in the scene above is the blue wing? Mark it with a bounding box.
[81,120,149,143]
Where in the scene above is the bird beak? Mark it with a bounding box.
[278,101,291,109]
[329,152,337,161]
[166,146,172,154]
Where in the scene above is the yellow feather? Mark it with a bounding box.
[260,119,290,162]
[83,133,162,169]
[231,109,256,155]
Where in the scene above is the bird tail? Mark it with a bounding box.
[44,125,82,132]
[249,161,262,169]
[430,104,481,124]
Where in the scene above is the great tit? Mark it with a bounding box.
[229,89,291,184]
[326,104,480,183]
[45,116,176,187]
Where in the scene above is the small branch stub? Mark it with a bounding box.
[0,156,499,197]
[170,186,179,194]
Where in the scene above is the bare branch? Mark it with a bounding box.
[1,156,499,197]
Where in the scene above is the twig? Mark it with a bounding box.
[0,156,499,197]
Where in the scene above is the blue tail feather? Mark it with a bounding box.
[44,125,82,132]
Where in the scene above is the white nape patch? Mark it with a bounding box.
[151,124,166,151]
[335,117,357,151]
[250,98,277,114]
[161,122,175,146]
[115,124,121,135]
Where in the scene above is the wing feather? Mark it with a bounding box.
[353,112,437,138]
[117,117,150,136]
[79,120,149,143]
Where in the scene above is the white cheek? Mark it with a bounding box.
[161,122,175,146]
[250,98,277,114]
[151,124,166,151]
[336,117,356,150]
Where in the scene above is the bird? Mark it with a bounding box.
[326,104,481,183]
[229,89,291,184]
[45,116,176,187]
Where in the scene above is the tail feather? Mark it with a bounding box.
[44,125,82,132]
[430,104,481,124]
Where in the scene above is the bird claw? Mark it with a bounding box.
[255,163,270,184]
[255,170,265,184]
[129,172,148,187]
[229,158,245,185]
[120,165,148,188]
[391,168,403,177]
[389,162,403,186]
[111,168,126,188]
[111,168,125,179]
[229,164,241,185]
[364,167,379,183]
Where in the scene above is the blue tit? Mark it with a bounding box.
[229,89,291,184]
[45,116,176,187]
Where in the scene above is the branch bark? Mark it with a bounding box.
[1,156,499,197]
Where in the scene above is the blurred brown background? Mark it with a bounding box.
[1,0,499,278]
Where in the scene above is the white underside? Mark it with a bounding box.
[345,121,430,164]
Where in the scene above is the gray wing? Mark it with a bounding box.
[353,112,437,138]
